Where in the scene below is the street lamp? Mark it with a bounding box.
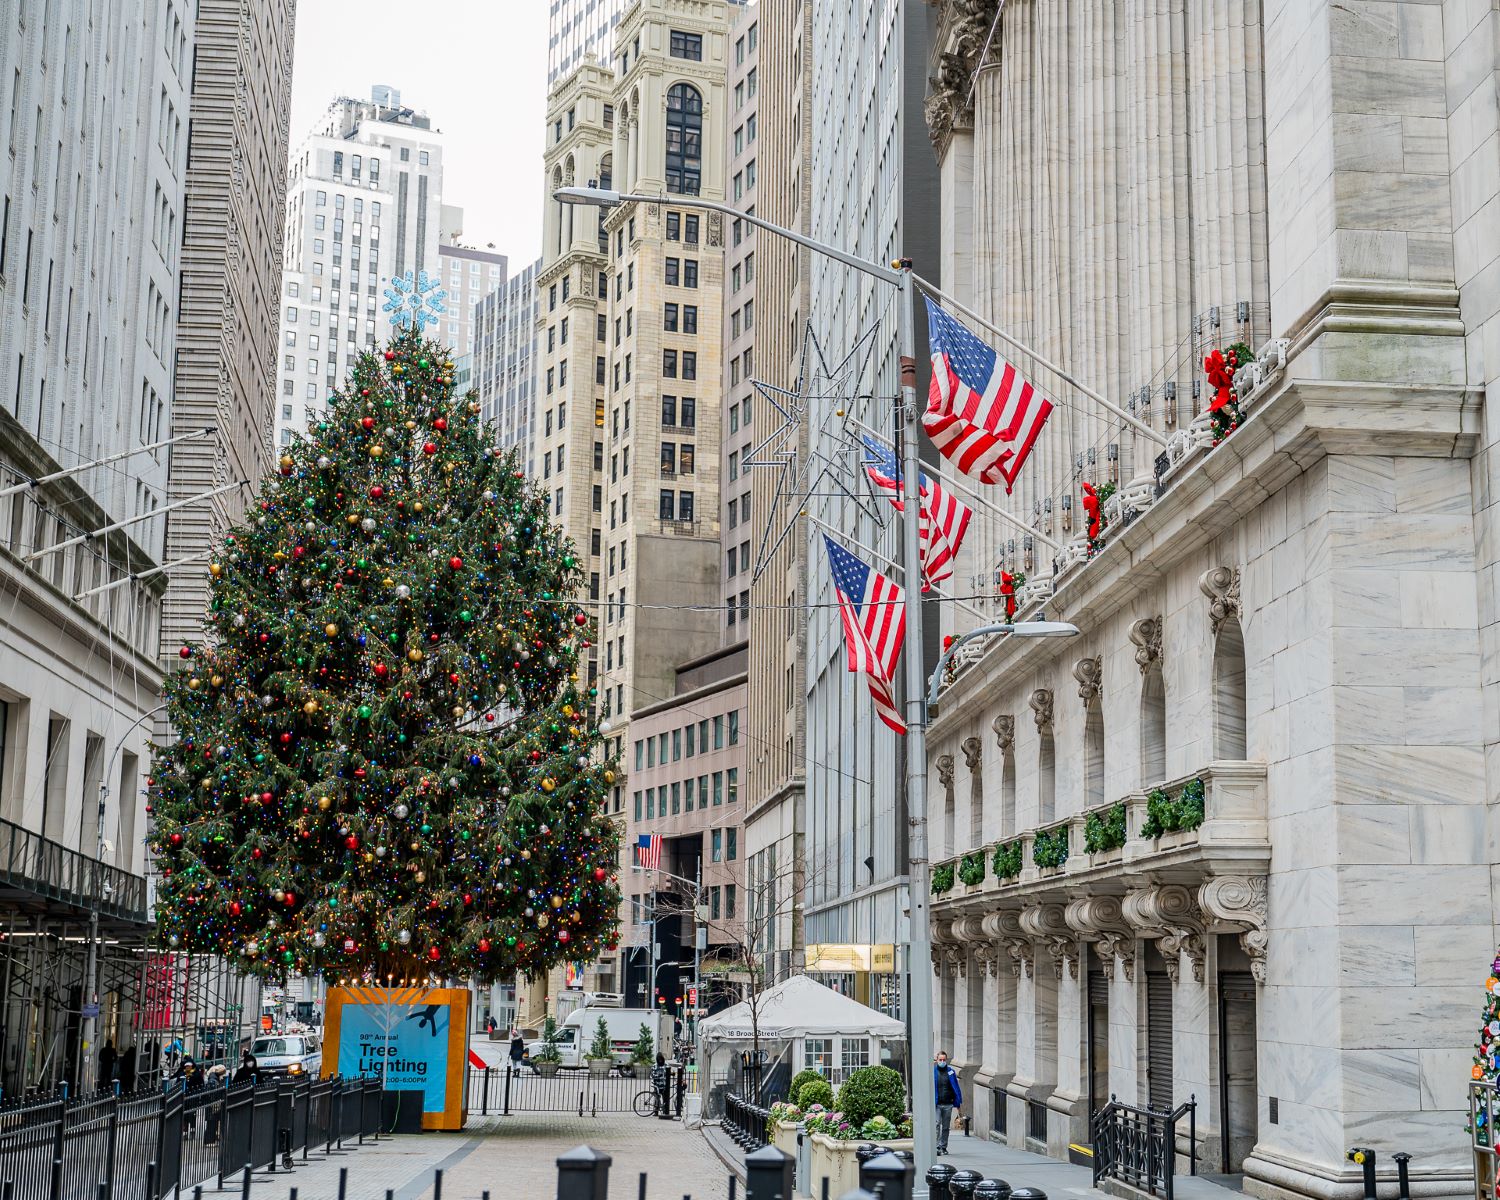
[926,621,1081,711]
[631,863,705,1039]
[557,184,935,1183]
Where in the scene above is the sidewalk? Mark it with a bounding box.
[938,1132,1241,1200]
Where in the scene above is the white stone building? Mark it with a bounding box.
[273,88,449,445]
[474,259,541,474]
[921,1,1497,1192]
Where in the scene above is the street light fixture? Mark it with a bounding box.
[926,621,1081,711]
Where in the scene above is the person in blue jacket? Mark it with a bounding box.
[934,1050,963,1155]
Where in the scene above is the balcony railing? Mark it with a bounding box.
[0,816,149,924]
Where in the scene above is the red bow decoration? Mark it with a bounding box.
[999,571,1017,621]
[1081,483,1101,541]
[1204,349,1235,414]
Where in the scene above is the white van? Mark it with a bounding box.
[525,1007,671,1070]
[250,1032,322,1078]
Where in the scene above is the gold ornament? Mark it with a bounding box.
[407,648,424,662]
[317,795,332,810]
[415,871,426,883]
[325,623,339,637]
[603,770,616,785]
[521,849,532,860]
[563,705,575,718]
[537,913,549,928]
[541,778,556,793]
[304,700,319,715]
[451,705,465,719]
[279,455,294,470]
[413,501,424,513]
[210,675,223,687]
[187,677,201,690]
[209,563,222,577]
[549,895,563,909]
[370,445,384,458]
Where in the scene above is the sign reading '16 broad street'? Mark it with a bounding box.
[323,985,470,1130]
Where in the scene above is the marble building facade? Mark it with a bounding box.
[922,1,1498,1195]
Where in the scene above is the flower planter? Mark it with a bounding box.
[808,1134,916,1200]
[587,1059,613,1078]
[772,1119,800,1160]
[535,1061,561,1078]
[630,1061,650,1078]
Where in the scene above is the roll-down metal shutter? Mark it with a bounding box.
[1147,973,1174,1111]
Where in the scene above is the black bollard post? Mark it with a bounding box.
[145,1162,158,1200]
[557,1145,613,1200]
[974,1181,1013,1200]
[1348,1148,1377,1200]
[97,1182,108,1200]
[1007,1189,1044,1200]
[926,1163,957,1200]
[337,1166,348,1200]
[949,1169,983,1200]
[861,1151,914,1200]
[241,1164,252,1200]
[745,1145,795,1200]
[433,1168,443,1200]
[1394,1152,1412,1200]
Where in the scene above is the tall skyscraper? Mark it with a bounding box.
[474,260,541,473]
[547,0,630,85]
[436,240,507,360]
[163,0,297,659]
[798,0,939,1009]
[273,89,448,446]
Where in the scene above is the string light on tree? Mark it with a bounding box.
[147,327,620,982]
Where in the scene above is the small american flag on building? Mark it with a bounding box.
[635,833,663,871]
[922,298,1054,491]
[861,435,973,590]
[821,534,906,735]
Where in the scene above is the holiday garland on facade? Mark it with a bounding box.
[147,328,620,982]
[1204,343,1253,444]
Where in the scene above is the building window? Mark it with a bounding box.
[714,715,725,749]
[665,303,679,332]
[728,711,739,745]
[665,84,703,196]
[728,767,738,805]
[712,829,723,862]
[682,352,697,381]
[667,212,681,240]
[727,827,738,859]
[662,395,677,426]
[681,397,696,428]
[684,260,699,288]
[659,490,675,520]
[661,443,676,474]
[678,491,694,521]
[670,30,703,60]
[663,350,678,378]
[665,258,680,287]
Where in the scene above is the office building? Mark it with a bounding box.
[474,259,541,472]
[436,240,507,360]
[548,0,631,86]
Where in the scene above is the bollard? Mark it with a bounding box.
[855,1144,883,1177]
[746,1144,795,1200]
[557,1144,613,1200]
[1348,1148,1377,1200]
[1392,1151,1412,1200]
[433,1168,444,1200]
[949,1170,984,1200]
[926,1163,957,1200]
[1009,1188,1046,1200]
[337,1166,348,1200]
[861,1151,914,1200]
[974,1181,1012,1200]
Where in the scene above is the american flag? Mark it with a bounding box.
[821,535,906,735]
[861,435,973,590]
[922,299,1054,491]
[636,833,662,871]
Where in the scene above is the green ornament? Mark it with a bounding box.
[357,705,372,719]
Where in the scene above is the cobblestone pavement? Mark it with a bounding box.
[225,1114,735,1200]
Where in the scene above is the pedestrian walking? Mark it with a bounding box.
[233,1051,259,1085]
[933,1050,962,1156]
[508,1029,525,1069]
[650,1052,672,1120]
[99,1040,117,1087]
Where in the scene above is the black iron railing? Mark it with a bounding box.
[0,814,148,922]
[0,1074,384,1200]
[1092,1094,1197,1200]
[723,1091,769,1151]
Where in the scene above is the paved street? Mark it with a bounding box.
[221,1114,734,1200]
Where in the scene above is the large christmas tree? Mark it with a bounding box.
[148,328,620,982]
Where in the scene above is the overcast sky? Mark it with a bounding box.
[288,0,549,266]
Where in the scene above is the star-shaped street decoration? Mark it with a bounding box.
[383,270,448,332]
[747,322,894,583]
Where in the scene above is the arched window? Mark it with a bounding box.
[1001,749,1016,838]
[1038,728,1056,824]
[1140,665,1166,783]
[596,154,613,252]
[1083,698,1105,808]
[551,166,564,256]
[665,83,703,195]
[1214,619,1248,758]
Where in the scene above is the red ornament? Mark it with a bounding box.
[369,486,384,499]
[373,663,389,678]
[574,613,587,626]
[423,442,438,455]
[449,556,463,570]
[284,892,296,906]
[280,732,292,744]
[463,893,473,905]
[345,835,359,850]
[384,351,396,362]
[354,767,367,779]
[606,942,618,953]
[361,416,375,431]
[427,946,441,961]
[178,646,193,659]
[594,867,607,882]
[478,938,491,953]
[293,545,305,558]
[169,832,183,845]
[251,848,262,859]
[558,930,570,944]
[261,791,274,804]
[230,901,242,916]
[259,633,269,644]
[433,418,448,432]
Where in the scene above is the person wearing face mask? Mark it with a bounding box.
[933,1050,962,1156]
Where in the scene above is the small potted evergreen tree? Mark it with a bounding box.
[534,1015,563,1077]
[630,1022,655,1078]
[586,1016,615,1077]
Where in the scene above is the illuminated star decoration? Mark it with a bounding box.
[746,322,890,584]
[383,270,448,331]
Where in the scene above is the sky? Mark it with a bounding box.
[288,0,549,267]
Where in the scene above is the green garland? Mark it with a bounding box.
[992,840,1023,881]
[931,864,956,895]
[1141,778,1207,839]
[958,851,986,886]
[1032,827,1070,870]
[1084,802,1127,853]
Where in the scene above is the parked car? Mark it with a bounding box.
[250,1033,322,1078]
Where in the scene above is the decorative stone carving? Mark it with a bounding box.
[1128,616,1163,674]
[972,942,1000,978]
[924,0,1000,158]
[1019,904,1074,978]
[1199,566,1242,635]
[1200,875,1269,984]
[707,213,724,249]
[936,754,955,789]
[961,736,983,772]
[1064,896,1136,981]
[1073,656,1102,704]
[992,714,1015,753]
[980,911,1032,978]
[1124,884,1206,983]
[1096,931,1137,982]
[1029,689,1053,730]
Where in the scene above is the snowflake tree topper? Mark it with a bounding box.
[383,270,447,331]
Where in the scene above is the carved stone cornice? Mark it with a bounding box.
[980,910,1032,979]
[1124,884,1206,984]
[1064,896,1136,982]
[936,754,955,789]
[1200,875,1269,984]
[1128,616,1163,674]
[962,736,984,773]
[1019,904,1075,978]
[1029,689,1053,730]
[1073,656,1102,704]
[1199,566,1242,635]
[993,713,1015,753]
[924,0,1001,159]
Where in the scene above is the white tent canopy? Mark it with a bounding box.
[699,974,905,1041]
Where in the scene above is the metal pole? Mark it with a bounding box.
[692,859,702,1047]
[79,910,99,1091]
[897,263,937,1188]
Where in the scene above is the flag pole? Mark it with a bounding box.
[911,273,1167,446]
[846,416,1066,551]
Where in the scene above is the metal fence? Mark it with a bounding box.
[0,1074,384,1200]
[1091,1094,1197,1200]
[465,1065,687,1118]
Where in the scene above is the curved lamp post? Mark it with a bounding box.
[926,621,1081,711]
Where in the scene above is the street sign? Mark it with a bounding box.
[688,987,697,1007]
[81,1003,100,1019]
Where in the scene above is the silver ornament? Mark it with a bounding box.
[361,518,376,533]
[598,719,614,735]
[394,803,409,819]
[232,614,247,628]
[169,934,180,947]
[397,929,412,945]
[312,932,326,948]
[246,940,260,956]
[317,456,331,469]
[395,585,411,600]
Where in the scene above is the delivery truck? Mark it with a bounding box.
[524,1004,674,1071]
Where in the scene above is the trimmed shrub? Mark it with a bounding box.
[836,1065,907,1127]
[798,1079,835,1110]
[789,1068,825,1102]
